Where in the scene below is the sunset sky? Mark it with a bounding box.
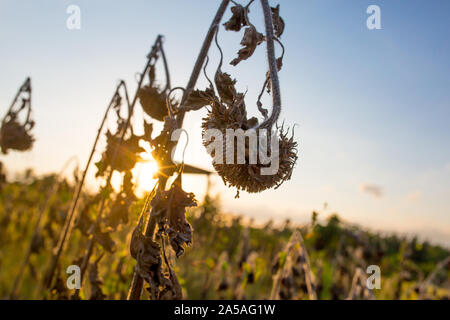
[1,0,449,245]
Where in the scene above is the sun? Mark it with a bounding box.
[132,160,158,195]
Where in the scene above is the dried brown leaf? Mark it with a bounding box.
[271,5,285,38]
[230,26,264,66]
[223,5,248,32]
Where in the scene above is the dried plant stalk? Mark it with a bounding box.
[347,267,375,300]
[43,80,130,289]
[270,230,317,300]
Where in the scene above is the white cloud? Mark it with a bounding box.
[359,183,383,198]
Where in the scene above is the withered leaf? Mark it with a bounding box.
[215,71,237,106]
[184,86,215,110]
[230,27,265,66]
[152,179,197,258]
[277,57,283,71]
[223,4,248,32]
[271,5,285,38]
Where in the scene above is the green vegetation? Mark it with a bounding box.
[1,171,448,300]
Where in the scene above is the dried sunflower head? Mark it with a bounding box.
[138,65,174,121]
[138,85,170,121]
[0,116,34,154]
[202,98,297,195]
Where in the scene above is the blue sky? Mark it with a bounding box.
[0,0,449,245]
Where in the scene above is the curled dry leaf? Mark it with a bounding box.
[215,70,237,106]
[130,216,182,299]
[158,270,183,300]
[223,4,247,32]
[271,5,285,38]
[152,177,197,258]
[184,86,216,111]
[230,26,265,66]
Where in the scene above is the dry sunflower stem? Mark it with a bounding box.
[271,230,317,300]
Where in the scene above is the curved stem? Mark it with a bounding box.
[158,39,172,92]
[166,87,185,117]
[258,0,282,130]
